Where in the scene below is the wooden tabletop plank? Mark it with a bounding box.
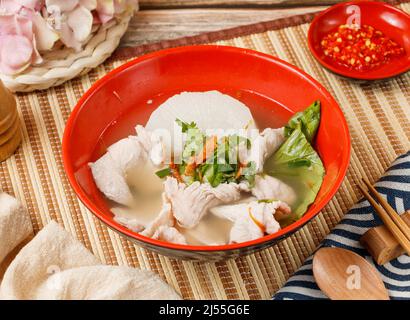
[139,0,339,9]
[121,7,324,47]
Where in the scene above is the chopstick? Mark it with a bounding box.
[358,182,410,256]
[362,177,410,242]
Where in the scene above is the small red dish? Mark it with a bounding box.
[63,45,350,260]
[308,1,410,80]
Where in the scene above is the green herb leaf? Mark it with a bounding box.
[244,174,256,188]
[203,164,216,184]
[211,172,224,187]
[182,127,205,162]
[257,199,277,203]
[242,161,257,176]
[170,119,257,188]
[228,135,251,149]
[217,164,234,173]
[155,167,172,179]
[175,119,198,133]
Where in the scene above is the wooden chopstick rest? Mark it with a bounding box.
[361,210,410,265]
[0,80,21,162]
[358,183,410,256]
[362,177,410,242]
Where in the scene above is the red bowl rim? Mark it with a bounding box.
[62,45,351,253]
[307,0,410,80]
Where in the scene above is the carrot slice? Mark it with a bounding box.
[235,167,243,180]
[195,136,217,164]
[248,208,266,234]
[184,159,197,176]
[235,162,247,179]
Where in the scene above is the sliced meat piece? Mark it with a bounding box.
[241,128,285,172]
[90,152,134,206]
[211,200,291,244]
[252,175,297,206]
[211,202,247,222]
[152,226,187,245]
[140,200,174,238]
[90,127,167,206]
[90,137,145,205]
[135,125,155,153]
[114,215,145,233]
[212,182,249,202]
[163,177,216,228]
[106,136,145,173]
[164,177,249,228]
[164,177,247,228]
[135,125,166,166]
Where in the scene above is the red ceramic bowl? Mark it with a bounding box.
[63,45,350,260]
[308,1,410,80]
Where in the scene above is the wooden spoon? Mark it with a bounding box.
[313,247,389,300]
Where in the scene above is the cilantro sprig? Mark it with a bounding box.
[155,120,256,187]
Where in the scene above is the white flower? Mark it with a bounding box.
[45,0,95,51]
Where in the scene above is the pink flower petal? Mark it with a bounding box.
[0,35,33,74]
[32,12,58,50]
[0,0,23,13]
[96,0,114,24]
[45,0,78,12]
[0,14,43,74]
[0,14,32,41]
[58,22,82,51]
[16,0,44,10]
[67,5,93,42]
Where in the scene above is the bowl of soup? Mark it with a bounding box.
[63,45,350,260]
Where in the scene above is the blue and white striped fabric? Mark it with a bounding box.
[273,151,410,300]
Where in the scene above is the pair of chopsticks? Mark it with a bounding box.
[358,178,410,256]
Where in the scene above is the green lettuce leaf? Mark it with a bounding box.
[284,100,321,143]
[265,101,324,222]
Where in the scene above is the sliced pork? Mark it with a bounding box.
[140,199,174,238]
[152,226,187,245]
[252,175,296,206]
[163,177,247,228]
[114,215,145,233]
[241,128,285,172]
[211,200,291,243]
[90,127,166,206]
[90,137,142,206]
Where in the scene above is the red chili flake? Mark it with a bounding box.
[170,161,183,183]
[320,24,405,71]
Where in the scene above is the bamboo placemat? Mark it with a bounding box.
[2,1,410,300]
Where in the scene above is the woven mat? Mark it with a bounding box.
[2,1,410,300]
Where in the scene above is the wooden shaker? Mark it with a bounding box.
[0,80,22,162]
[360,210,410,265]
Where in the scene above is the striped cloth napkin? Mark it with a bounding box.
[273,151,410,300]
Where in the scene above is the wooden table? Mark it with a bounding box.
[121,0,337,47]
